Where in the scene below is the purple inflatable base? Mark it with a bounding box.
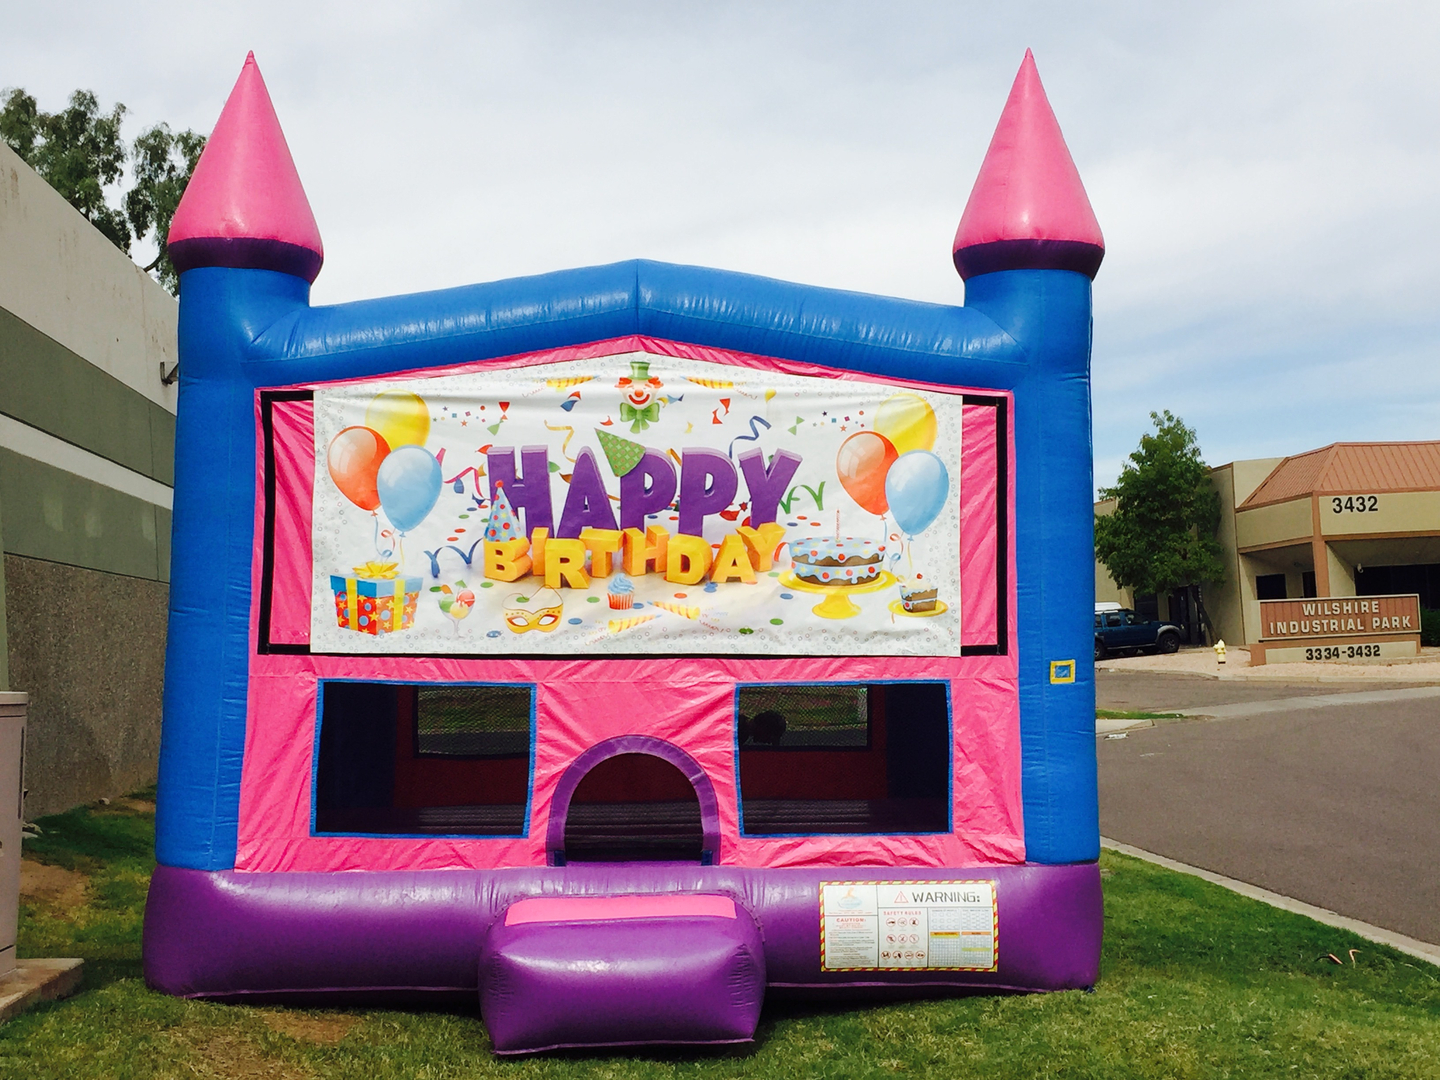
[145,862,1101,1012]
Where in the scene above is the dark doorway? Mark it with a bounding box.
[1355,564,1440,609]
[1255,574,1287,601]
[1166,588,1196,644]
[561,753,703,863]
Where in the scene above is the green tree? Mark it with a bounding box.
[126,124,207,293]
[1,88,130,248]
[1095,410,1226,604]
[1,87,204,296]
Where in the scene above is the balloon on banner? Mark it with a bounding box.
[327,426,390,511]
[376,445,443,533]
[885,450,949,536]
[836,430,898,515]
[872,392,937,456]
[365,389,431,450]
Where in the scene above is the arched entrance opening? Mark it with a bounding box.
[546,736,720,865]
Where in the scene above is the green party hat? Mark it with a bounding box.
[594,428,646,477]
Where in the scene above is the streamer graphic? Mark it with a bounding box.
[544,421,579,462]
[727,415,772,459]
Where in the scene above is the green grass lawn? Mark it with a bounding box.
[5,794,1440,1078]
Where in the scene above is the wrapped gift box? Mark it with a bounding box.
[331,568,422,634]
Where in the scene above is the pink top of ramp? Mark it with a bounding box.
[505,895,738,926]
[952,50,1104,280]
[168,52,324,282]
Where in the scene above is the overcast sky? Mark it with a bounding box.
[4,2,1437,491]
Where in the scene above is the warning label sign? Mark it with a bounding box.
[819,881,997,971]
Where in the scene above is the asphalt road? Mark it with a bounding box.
[1097,671,1440,945]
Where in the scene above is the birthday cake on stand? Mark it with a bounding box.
[789,536,885,586]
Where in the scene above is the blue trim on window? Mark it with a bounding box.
[732,679,953,839]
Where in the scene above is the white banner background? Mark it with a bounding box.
[311,351,962,655]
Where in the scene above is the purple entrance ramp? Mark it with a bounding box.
[480,894,766,1053]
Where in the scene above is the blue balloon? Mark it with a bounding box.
[376,445,442,533]
[885,450,950,535]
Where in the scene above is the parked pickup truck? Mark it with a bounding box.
[1094,603,1182,660]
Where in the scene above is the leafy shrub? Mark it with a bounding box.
[1421,607,1440,647]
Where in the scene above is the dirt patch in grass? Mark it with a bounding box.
[173,1028,316,1080]
[19,859,88,909]
[259,1009,360,1044]
[114,798,156,814]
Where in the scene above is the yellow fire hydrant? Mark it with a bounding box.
[1214,639,1227,664]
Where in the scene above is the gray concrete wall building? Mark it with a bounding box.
[0,140,177,816]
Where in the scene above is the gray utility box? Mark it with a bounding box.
[0,692,26,982]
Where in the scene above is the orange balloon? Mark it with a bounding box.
[836,431,898,516]
[327,426,390,511]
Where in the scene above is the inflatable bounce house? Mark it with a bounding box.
[143,48,1104,1052]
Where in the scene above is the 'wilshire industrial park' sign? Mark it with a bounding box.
[1258,594,1420,641]
[1252,593,1422,666]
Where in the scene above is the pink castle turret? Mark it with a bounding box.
[952,50,1104,281]
[168,52,325,283]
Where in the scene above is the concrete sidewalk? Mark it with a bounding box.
[1098,645,1440,683]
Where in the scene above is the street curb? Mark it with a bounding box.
[1101,838,1440,969]
[1167,685,1440,721]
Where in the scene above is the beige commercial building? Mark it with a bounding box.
[1097,442,1440,647]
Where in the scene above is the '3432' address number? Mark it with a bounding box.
[1331,495,1378,513]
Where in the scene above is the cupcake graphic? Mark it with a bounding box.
[897,572,938,613]
[608,572,636,609]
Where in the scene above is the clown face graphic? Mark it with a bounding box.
[616,359,664,433]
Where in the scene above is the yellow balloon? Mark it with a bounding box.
[365,390,430,450]
[872,393,936,455]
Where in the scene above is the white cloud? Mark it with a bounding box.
[4,2,1438,490]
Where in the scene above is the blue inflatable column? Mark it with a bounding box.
[965,270,1098,864]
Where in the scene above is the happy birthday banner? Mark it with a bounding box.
[309,351,963,655]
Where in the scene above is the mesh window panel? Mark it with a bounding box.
[737,685,868,748]
[416,685,532,758]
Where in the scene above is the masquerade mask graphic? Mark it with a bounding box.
[502,589,564,634]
